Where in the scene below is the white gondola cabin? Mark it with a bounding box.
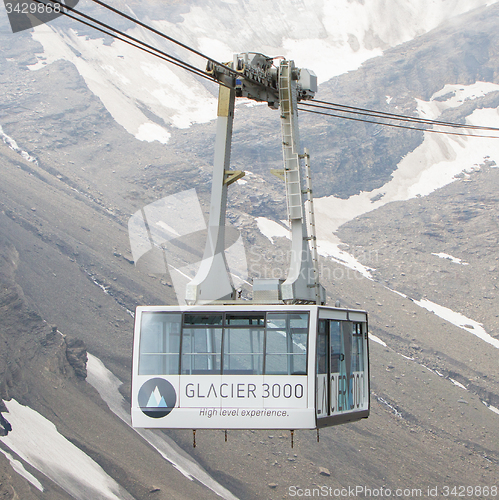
[131,304,369,430]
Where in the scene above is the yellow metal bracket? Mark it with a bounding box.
[224,170,245,185]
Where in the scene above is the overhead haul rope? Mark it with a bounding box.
[298,106,499,139]
[88,0,239,76]
[31,0,231,87]
[304,100,499,133]
[31,1,499,137]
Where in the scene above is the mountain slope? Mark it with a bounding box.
[0,0,498,498]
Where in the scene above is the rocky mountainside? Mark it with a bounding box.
[308,2,499,198]
[0,0,498,499]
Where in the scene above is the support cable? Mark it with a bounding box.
[32,0,229,87]
[298,106,499,139]
[88,0,239,76]
[306,99,499,132]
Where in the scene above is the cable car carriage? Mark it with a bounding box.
[132,303,368,430]
[131,53,369,433]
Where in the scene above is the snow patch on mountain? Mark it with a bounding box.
[369,334,387,347]
[414,298,499,349]
[29,25,217,143]
[314,81,499,235]
[450,378,468,390]
[136,122,172,144]
[432,252,469,265]
[316,240,374,279]
[256,217,290,244]
[0,125,38,164]
[417,81,499,119]
[0,448,44,492]
[485,403,499,415]
[1,399,134,500]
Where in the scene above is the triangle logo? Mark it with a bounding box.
[146,386,163,407]
[138,378,177,418]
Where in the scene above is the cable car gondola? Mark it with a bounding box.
[131,54,369,432]
[131,303,368,429]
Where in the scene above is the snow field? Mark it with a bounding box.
[1,399,133,500]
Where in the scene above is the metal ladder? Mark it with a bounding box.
[302,148,321,304]
[279,63,303,221]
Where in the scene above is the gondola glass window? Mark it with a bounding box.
[138,311,308,376]
[329,321,342,373]
[224,313,265,374]
[182,313,223,374]
[266,313,308,375]
[352,322,364,372]
[138,313,181,375]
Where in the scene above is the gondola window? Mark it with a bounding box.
[265,313,308,375]
[138,313,181,375]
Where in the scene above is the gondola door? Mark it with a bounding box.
[329,320,345,415]
[316,319,348,419]
[336,321,351,413]
[316,319,329,418]
[316,316,369,426]
[316,319,346,419]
